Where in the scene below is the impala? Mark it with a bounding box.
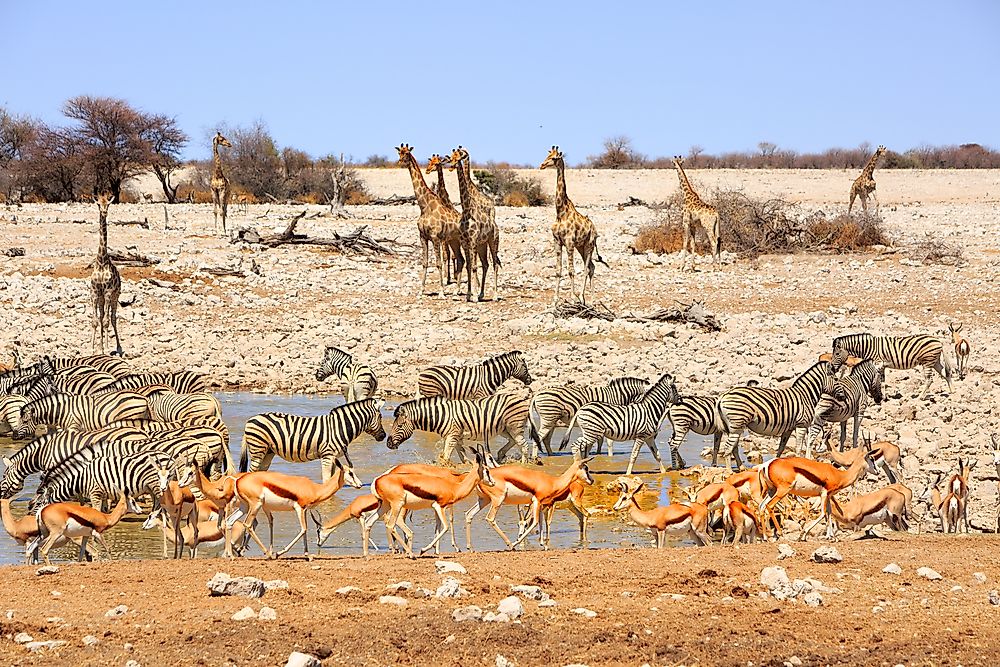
[611,476,712,547]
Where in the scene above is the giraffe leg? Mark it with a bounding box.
[552,242,564,305]
[580,245,595,305]
[848,190,856,214]
[108,291,123,356]
[464,241,475,302]
[566,242,578,302]
[490,236,501,301]
[435,241,446,297]
[91,293,103,354]
[419,237,430,297]
[871,189,880,215]
[477,246,489,302]
[220,185,229,236]
[212,188,221,232]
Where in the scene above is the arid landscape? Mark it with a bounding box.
[2,167,1000,665]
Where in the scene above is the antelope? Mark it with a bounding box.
[466,459,595,551]
[949,322,970,380]
[920,473,961,533]
[371,446,494,558]
[154,480,200,559]
[2,497,42,563]
[947,457,975,533]
[825,486,909,539]
[235,455,363,559]
[317,493,383,555]
[722,500,760,546]
[824,432,902,483]
[187,463,243,557]
[695,481,740,536]
[611,477,712,547]
[142,505,247,556]
[757,445,872,541]
[37,492,140,564]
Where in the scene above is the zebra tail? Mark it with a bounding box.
[558,412,579,451]
[528,417,542,448]
[238,440,248,473]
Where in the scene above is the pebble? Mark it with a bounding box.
[917,567,943,581]
[335,586,362,595]
[5,610,13,620]
[258,606,277,620]
[83,635,99,647]
[496,655,516,667]
[436,561,467,575]
[497,595,525,620]
[872,606,884,614]
[35,565,59,576]
[760,566,791,591]
[571,607,597,618]
[378,595,408,607]
[231,606,257,621]
[105,604,129,618]
[436,576,469,599]
[125,661,141,667]
[264,579,289,591]
[510,584,549,601]
[811,546,843,563]
[974,572,988,584]
[26,640,67,652]
[125,642,134,652]
[452,605,484,622]
[538,599,558,608]
[483,611,511,623]
[803,591,824,607]
[285,652,322,667]
[882,563,902,575]
[776,543,796,560]
[14,632,34,644]
[385,581,412,593]
[989,590,1000,606]
[785,657,803,667]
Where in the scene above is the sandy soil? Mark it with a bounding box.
[1,536,998,666]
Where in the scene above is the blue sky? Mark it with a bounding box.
[6,1,999,164]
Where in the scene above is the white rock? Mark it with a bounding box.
[917,567,943,581]
[803,591,824,607]
[385,581,412,593]
[105,604,129,618]
[14,632,34,644]
[264,579,289,591]
[811,546,843,563]
[538,599,557,608]
[776,543,796,560]
[483,611,511,623]
[125,661,141,667]
[496,596,525,620]
[26,640,67,652]
[258,606,277,620]
[496,655,516,667]
[336,586,362,595]
[436,576,469,599]
[510,584,549,601]
[452,605,483,622]
[231,606,257,621]
[285,652,322,667]
[882,563,902,575]
[760,566,791,590]
[83,635,99,647]
[378,595,408,607]
[436,560,467,575]
[35,565,59,576]
[571,607,597,618]
[974,572,988,584]
[989,590,1000,606]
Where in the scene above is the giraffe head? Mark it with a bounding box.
[672,155,685,169]
[213,132,232,149]
[447,146,470,172]
[396,143,415,166]
[539,145,563,170]
[96,192,112,215]
[425,153,446,174]
[875,144,887,156]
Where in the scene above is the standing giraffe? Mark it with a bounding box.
[449,146,501,302]
[90,194,123,356]
[540,146,606,305]
[672,156,721,268]
[849,144,887,214]
[396,144,462,296]
[425,154,464,283]
[210,132,233,236]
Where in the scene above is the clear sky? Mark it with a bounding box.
[6,1,999,164]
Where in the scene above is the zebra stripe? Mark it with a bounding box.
[106,371,208,394]
[34,450,171,510]
[46,355,132,379]
[0,395,30,439]
[530,376,650,453]
[1,374,53,402]
[417,350,532,399]
[388,393,539,464]
[240,398,386,480]
[831,332,951,397]
[667,395,725,469]
[103,415,230,449]
[19,392,149,433]
[717,361,832,469]
[49,368,118,395]
[560,373,679,474]
[146,391,222,422]
[315,347,379,402]
[805,360,885,454]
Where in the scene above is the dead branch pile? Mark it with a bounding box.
[86,250,159,268]
[553,299,722,332]
[233,211,411,255]
[907,233,965,265]
[4,247,25,257]
[366,194,417,206]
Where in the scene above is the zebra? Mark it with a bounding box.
[831,333,952,398]
[716,361,832,470]
[146,391,222,422]
[667,380,762,469]
[315,347,379,402]
[33,450,173,511]
[559,373,680,475]
[417,351,532,400]
[529,377,651,454]
[50,369,118,395]
[142,427,231,477]
[19,392,150,433]
[2,374,53,402]
[104,415,231,449]
[240,398,387,480]
[0,394,31,439]
[45,354,132,379]
[803,360,885,456]
[388,393,541,464]
[105,371,208,394]
[0,427,149,498]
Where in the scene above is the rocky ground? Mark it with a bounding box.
[1,536,999,666]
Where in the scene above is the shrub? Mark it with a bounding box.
[587,136,646,169]
[907,233,964,265]
[473,163,548,206]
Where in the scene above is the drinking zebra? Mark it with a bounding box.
[240,398,386,480]
[315,347,379,402]
[831,332,951,398]
[803,359,885,456]
[417,351,532,400]
[559,373,680,475]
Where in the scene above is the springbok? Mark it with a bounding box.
[947,457,975,533]
[142,505,247,557]
[317,493,383,555]
[37,492,140,563]
[949,322,970,380]
[235,455,362,558]
[721,500,761,546]
[824,432,902,483]
[920,473,960,534]
[611,477,712,547]
[826,485,909,539]
[187,464,244,556]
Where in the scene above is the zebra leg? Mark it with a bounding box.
[919,365,934,399]
[626,439,643,476]
[668,428,688,470]
[850,416,860,451]
[726,431,747,470]
[711,429,727,466]
[645,436,667,474]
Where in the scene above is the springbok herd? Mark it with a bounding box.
[0,313,987,563]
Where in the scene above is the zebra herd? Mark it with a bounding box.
[0,324,969,562]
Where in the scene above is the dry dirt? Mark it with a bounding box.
[1,536,998,666]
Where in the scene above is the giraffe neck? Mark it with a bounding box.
[434,165,451,205]
[861,150,882,178]
[212,142,225,180]
[454,158,474,211]
[554,158,569,211]
[402,154,435,213]
[674,163,696,198]
[97,208,109,260]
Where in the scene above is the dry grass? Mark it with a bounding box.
[908,233,965,265]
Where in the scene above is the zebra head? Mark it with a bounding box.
[611,476,643,512]
[18,403,39,435]
[360,398,386,442]
[868,361,886,405]
[0,457,19,498]
[316,347,351,382]
[386,404,415,450]
[509,352,533,386]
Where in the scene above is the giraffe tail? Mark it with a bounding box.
[594,241,609,268]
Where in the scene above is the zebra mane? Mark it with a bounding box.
[483,350,523,367]
[607,376,648,389]
[832,332,873,349]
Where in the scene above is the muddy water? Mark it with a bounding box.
[0,393,711,565]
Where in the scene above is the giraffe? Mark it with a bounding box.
[849,144,887,215]
[540,146,606,305]
[449,146,501,302]
[672,156,721,269]
[210,132,233,236]
[425,154,464,283]
[396,144,462,297]
[90,194,123,356]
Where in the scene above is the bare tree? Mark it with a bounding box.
[588,135,646,169]
[0,108,37,199]
[17,124,88,202]
[146,114,188,203]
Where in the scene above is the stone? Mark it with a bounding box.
[452,605,483,622]
[538,599,557,608]
[207,572,266,598]
[483,611,511,623]
[385,581,412,593]
[231,606,257,621]
[436,576,469,599]
[263,579,289,591]
[803,591,824,607]
[776,543,796,560]
[258,606,277,620]
[760,566,791,591]
[125,661,141,667]
[105,604,129,618]
[786,657,803,667]
[571,607,597,618]
[14,632,33,644]
[336,586,362,595]
[285,652,322,667]
[124,642,135,652]
[378,595,408,607]
[496,655,516,667]
[989,590,1000,606]
[917,567,943,581]
[25,640,67,652]
[436,561,467,575]
[414,587,434,598]
[974,572,988,584]
[882,563,902,575]
[35,565,59,576]
[811,546,842,563]
[510,584,549,601]
[496,596,525,620]
[83,635,99,647]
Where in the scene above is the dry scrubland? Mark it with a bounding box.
[1,168,1000,665]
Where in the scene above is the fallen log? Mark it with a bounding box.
[553,299,722,332]
[232,212,412,255]
[86,250,160,267]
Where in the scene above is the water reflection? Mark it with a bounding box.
[0,393,710,565]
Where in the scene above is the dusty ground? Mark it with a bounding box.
[1,536,998,666]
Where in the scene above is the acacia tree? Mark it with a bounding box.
[0,108,37,199]
[18,125,88,202]
[587,135,646,169]
[146,114,188,203]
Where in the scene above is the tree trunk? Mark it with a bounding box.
[152,165,179,204]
